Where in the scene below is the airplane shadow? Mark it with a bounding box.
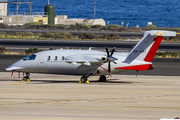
[0,79,21,82]
[0,79,135,84]
[29,79,134,84]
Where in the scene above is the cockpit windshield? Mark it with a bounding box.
[23,54,36,61]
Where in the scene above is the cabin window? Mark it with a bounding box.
[62,56,65,60]
[23,54,36,61]
[54,56,58,61]
[47,56,51,61]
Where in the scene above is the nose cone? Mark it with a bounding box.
[107,56,118,62]
[3,60,24,71]
[3,66,23,71]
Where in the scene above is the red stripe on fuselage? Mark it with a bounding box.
[144,37,163,62]
[115,64,154,71]
[98,65,110,74]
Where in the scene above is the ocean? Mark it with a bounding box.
[7,0,180,27]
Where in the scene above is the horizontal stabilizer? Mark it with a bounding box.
[144,30,176,37]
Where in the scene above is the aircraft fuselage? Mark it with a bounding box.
[8,50,127,76]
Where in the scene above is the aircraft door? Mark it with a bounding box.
[37,55,49,73]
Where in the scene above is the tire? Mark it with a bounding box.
[23,77,27,81]
[99,75,106,82]
[80,76,87,83]
[23,76,29,81]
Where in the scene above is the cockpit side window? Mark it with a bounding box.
[23,54,36,61]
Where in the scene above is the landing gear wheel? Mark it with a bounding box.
[22,76,30,82]
[80,76,87,83]
[78,73,92,83]
[99,75,107,82]
[21,73,30,82]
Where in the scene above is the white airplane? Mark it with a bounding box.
[3,30,176,83]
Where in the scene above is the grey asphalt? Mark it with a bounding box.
[1,39,180,52]
[0,73,179,120]
[0,29,144,38]
[1,54,180,76]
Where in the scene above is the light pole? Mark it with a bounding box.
[94,2,96,19]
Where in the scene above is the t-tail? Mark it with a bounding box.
[115,30,176,71]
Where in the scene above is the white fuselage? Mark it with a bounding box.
[8,49,129,76]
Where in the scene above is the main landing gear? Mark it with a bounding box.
[21,72,30,82]
[78,75,108,83]
[98,75,108,82]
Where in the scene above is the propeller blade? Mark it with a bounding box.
[104,47,117,76]
[110,48,115,56]
[105,48,109,57]
[108,62,111,74]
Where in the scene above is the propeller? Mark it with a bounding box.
[104,48,118,75]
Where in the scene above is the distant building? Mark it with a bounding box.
[0,1,105,26]
[0,0,7,23]
[0,0,7,16]
[4,14,48,25]
[0,1,48,25]
[56,15,105,25]
[148,22,153,25]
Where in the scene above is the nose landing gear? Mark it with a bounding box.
[21,73,30,82]
[78,73,93,83]
[79,76,89,83]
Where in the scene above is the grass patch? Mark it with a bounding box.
[0,46,9,54]
[40,32,73,39]
[0,31,74,40]
[79,33,121,40]
[80,24,92,30]
[25,48,42,55]
[1,22,180,33]
[24,22,44,26]
[155,51,180,58]
[1,22,180,41]
[145,25,158,29]
[107,25,122,30]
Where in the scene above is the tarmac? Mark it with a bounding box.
[0,72,180,120]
